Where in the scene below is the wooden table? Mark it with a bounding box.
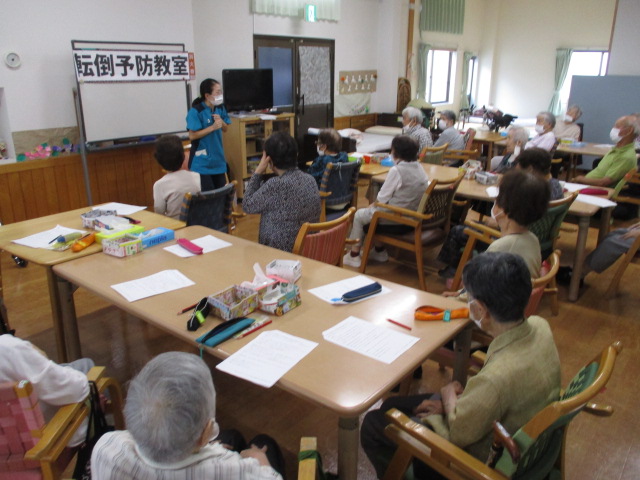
[557,142,613,180]
[52,225,471,480]
[370,165,614,302]
[471,130,507,159]
[0,207,184,361]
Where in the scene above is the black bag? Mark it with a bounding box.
[72,381,113,480]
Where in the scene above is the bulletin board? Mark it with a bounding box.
[72,40,191,147]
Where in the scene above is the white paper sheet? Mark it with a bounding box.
[163,235,233,257]
[216,330,318,388]
[323,316,419,364]
[12,225,86,249]
[576,194,617,208]
[485,186,499,198]
[561,182,590,193]
[93,202,147,215]
[307,275,391,304]
[110,269,195,302]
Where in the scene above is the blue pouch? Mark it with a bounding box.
[196,317,255,348]
[341,282,382,302]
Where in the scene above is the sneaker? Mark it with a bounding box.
[438,265,457,279]
[369,248,389,262]
[343,252,362,268]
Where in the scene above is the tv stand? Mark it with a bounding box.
[223,112,295,197]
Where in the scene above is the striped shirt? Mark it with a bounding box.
[91,431,282,480]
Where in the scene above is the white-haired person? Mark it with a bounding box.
[525,111,556,152]
[91,352,285,480]
[554,105,583,141]
[434,110,465,150]
[401,106,433,152]
[490,126,530,172]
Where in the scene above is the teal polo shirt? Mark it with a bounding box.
[186,102,231,175]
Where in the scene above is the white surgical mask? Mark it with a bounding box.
[610,127,621,143]
[317,146,325,156]
[468,299,483,329]
[513,145,521,159]
[213,95,224,106]
[491,203,503,222]
[534,124,544,134]
[564,115,574,123]
[438,119,447,130]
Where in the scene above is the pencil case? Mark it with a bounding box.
[196,317,255,348]
[579,188,608,196]
[341,282,382,303]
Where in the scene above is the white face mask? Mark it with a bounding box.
[564,115,574,123]
[468,299,483,330]
[317,146,325,156]
[512,145,521,159]
[438,119,447,130]
[213,95,224,106]
[491,203,503,222]
[534,124,545,134]
[610,127,622,143]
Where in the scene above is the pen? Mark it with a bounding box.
[387,318,412,331]
[235,319,272,339]
[119,215,141,224]
[177,302,199,315]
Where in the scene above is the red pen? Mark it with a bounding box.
[235,319,273,339]
[387,318,412,331]
[177,302,198,315]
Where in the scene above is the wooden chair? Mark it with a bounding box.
[463,128,477,150]
[419,143,448,165]
[360,173,465,291]
[443,148,480,168]
[292,208,356,267]
[319,161,361,222]
[179,181,242,233]
[298,437,320,480]
[383,341,622,480]
[0,366,124,480]
[605,233,640,298]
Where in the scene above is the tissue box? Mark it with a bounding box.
[475,171,499,185]
[266,259,302,283]
[102,234,143,258]
[80,209,118,228]
[208,285,258,321]
[258,279,301,316]
[135,227,175,248]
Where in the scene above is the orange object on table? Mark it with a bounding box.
[71,233,96,252]
[414,305,469,321]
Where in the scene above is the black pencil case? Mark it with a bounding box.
[341,282,382,302]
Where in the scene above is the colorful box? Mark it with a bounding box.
[258,279,301,316]
[95,225,145,244]
[135,227,175,248]
[208,285,259,321]
[102,234,143,258]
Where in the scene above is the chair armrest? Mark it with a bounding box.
[319,191,332,198]
[452,199,468,207]
[464,220,502,238]
[384,409,508,480]
[584,402,614,416]
[373,202,434,221]
[231,211,246,218]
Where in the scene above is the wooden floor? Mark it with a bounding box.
[2,186,639,479]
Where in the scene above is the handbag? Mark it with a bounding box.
[72,381,113,480]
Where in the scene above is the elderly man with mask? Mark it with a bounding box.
[525,111,557,151]
[573,115,639,188]
[360,252,561,479]
[490,126,530,172]
[434,110,465,150]
[91,352,284,480]
[554,105,583,140]
[401,106,433,152]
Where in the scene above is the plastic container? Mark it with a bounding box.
[95,225,145,244]
[208,285,259,321]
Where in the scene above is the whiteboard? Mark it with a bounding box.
[78,81,189,144]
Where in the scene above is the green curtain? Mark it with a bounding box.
[548,48,572,114]
[459,51,473,109]
[417,43,431,100]
[420,0,465,35]
[251,0,341,21]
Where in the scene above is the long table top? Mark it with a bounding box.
[53,225,469,416]
[557,141,613,157]
[0,206,185,267]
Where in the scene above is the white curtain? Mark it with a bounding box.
[252,0,341,21]
[549,48,572,115]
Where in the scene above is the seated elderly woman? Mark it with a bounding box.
[361,251,561,479]
[401,106,433,152]
[489,126,530,172]
[243,131,321,252]
[91,352,284,479]
[437,169,550,279]
[306,128,349,186]
[525,111,557,151]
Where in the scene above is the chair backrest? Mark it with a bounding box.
[443,148,480,164]
[418,173,465,234]
[319,161,361,208]
[0,380,45,474]
[493,342,622,478]
[529,191,578,259]
[613,168,640,200]
[525,250,560,317]
[463,128,477,150]
[419,143,448,165]
[179,181,236,233]
[292,208,355,266]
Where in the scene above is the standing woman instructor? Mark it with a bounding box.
[186,78,231,191]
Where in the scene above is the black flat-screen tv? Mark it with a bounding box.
[222,68,274,112]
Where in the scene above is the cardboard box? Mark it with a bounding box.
[102,234,143,258]
[266,259,302,283]
[208,286,258,321]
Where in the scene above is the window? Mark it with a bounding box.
[424,49,457,104]
[559,50,608,111]
[466,55,478,108]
